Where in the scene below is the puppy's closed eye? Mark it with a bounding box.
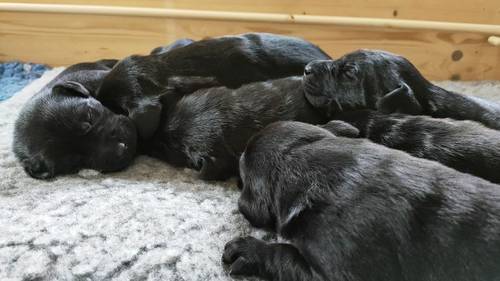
[339,63,358,80]
[76,109,95,135]
[80,122,92,135]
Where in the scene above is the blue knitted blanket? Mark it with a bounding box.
[0,62,50,101]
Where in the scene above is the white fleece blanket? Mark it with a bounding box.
[0,68,499,281]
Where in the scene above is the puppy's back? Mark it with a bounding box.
[165,77,324,156]
[334,110,500,183]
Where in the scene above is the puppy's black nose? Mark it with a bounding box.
[304,65,312,75]
[117,142,127,156]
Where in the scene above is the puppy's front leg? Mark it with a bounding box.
[128,96,162,140]
[223,237,324,281]
[198,156,237,181]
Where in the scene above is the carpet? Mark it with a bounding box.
[0,68,499,281]
[0,62,49,102]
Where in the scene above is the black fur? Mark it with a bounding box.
[325,109,500,184]
[303,50,500,130]
[12,38,201,179]
[13,59,137,179]
[149,38,195,55]
[96,33,331,139]
[142,77,326,180]
[224,121,500,281]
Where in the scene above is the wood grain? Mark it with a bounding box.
[0,11,498,80]
[2,0,500,25]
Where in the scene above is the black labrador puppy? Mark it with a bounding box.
[143,77,326,180]
[96,33,331,139]
[13,59,137,179]
[323,107,500,183]
[223,121,500,281]
[12,39,195,179]
[303,49,500,130]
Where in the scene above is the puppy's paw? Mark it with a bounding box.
[222,236,266,277]
[129,98,162,140]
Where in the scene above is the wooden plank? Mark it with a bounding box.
[2,0,500,25]
[1,3,498,35]
[0,11,499,80]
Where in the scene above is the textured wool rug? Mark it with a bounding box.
[0,68,499,281]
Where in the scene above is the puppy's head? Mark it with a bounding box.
[97,55,166,139]
[303,49,410,117]
[14,81,137,179]
[238,121,334,232]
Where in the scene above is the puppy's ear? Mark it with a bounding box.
[21,156,54,179]
[376,82,422,114]
[320,120,360,138]
[52,81,91,98]
[279,193,312,232]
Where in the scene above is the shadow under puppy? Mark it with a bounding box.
[224,121,500,281]
[97,33,331,139]
[13,39,195,179]
[303,49,500,130]
[143,77,326,181]
[323,104,500,183]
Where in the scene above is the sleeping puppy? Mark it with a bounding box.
[324,108,500,183]
[303,49,500,130]
[143,77,326,181]
[223,121,500,281]
[13,39,198,179]
[97,33,331,139]
[13,59,137,179]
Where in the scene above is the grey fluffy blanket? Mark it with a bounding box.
[1,68,499,280]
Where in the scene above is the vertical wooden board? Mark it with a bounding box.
[0,11,498,80]
[2,0,500,24]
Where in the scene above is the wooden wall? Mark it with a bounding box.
[1,0,499,80]
[4,0,500,24]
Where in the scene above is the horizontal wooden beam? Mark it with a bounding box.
[1,3,499,37]
[3,0,500,25]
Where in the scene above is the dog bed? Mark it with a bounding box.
[0,62,49,102]
[0,68,499,280]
